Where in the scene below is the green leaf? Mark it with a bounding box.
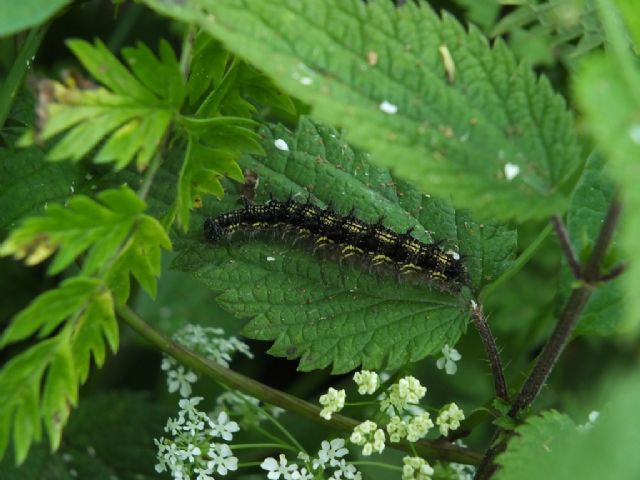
[106,215,172,303]
[0,393,171,479]
[30,39,183,170]
[0,0,70,36]
[0,186,146,276]
[143,0,580,221]
[0,146,82,237]
[495,410,578,480]
[173,118,516,372]
[559,153,624,336]
[497,374,640,480]
[0,280,118,462]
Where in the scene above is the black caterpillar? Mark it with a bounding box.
[204,199,467,291]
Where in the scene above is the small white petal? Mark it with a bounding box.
[504,163,520,181]
[274,139,289,151]
[379,100,398,115]
[267,256,276,262]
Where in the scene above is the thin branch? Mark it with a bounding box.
[475,197,622,479]
[116,303,483,466]
[551,214,582,279]
[470,302,508,401]
[598,262,626,282]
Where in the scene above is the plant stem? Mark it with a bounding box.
[0,25,49,132]
[351,460,403,471]
[551,214,581,279]
[116,303,483,466]
[231,443,298,452]
[475,197,622,479]
[470,302,508,401]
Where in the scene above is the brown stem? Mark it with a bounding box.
[598,262,626,282]
[475,198,622,479]
[470,302,508,402]
[551,214,582,279]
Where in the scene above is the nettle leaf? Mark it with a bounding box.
[495,410,578,480]
[173,119,516,373]
[0,146,82,236]
[0,186,147,277]
[560,153,624,336]
[143,0,581,222]
[0,278,117,463]
[32,39,182,171]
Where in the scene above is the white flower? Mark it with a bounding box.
[386,416,408,442]
[331,458,361,479]
[353,370,380,395]
[316,438,349,467]
[194,465,215,480]
[350,420,385,456]
[402,456,434,480]
[406,412,434,442]
[207,443,238,475]
[291,467,314,479]
[381,376,426,414]
[179,397,204,419]
[450,462,476,480]
[436,403,465,436]
[319,387,346,420]
[208,411,240,441]
[178,443,201,462]
[578,410,600,432]
[261,454,297,480]
[436,344,462,375]
[167,365,199,397]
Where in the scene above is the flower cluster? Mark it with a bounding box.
[261,438,361,480]
[349,420,385,455]
[319,387,346,420]
[402,456,434,480]
[380,375,426,415]
[353,370,380,395]
[436,403,465,436]
[161,324,254,399]
[155,397,240,480]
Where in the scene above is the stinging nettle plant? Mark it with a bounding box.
[0,0,638,479]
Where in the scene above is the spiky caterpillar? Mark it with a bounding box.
[204,199,467,291]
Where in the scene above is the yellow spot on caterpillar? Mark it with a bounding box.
[439,44,455,83]
[400,263,422,273]
[372,254,392,265]
[342,244,364,258]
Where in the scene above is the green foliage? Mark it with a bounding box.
[560,153,624,335]
[30,39,181,170]
[0,146,81,235]
[173,118,516,372]
[495,410,578,479]
[492,0,603,65]
[0,393,171,480]
[497,374,640,479]
[0,278,116,463]
[0,0,69,36]
[574,0,640,330]
[0,187,170,462]
[143,0,581,222]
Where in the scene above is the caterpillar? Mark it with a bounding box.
[204,198,468,291]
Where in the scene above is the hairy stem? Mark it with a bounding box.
[116,303,482,465]
[470,302,508,401]
[551,214,581,279]
[475,198,622,479]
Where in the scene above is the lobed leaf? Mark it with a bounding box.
[173,118,516,372]
[143,0,581,222]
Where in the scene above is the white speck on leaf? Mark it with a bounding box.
[629,124,640,144]
[379,100,398,115]
[504,163,520,181]
[274,139,289,151]
[266,256,276,262]
[447,250,460,260]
